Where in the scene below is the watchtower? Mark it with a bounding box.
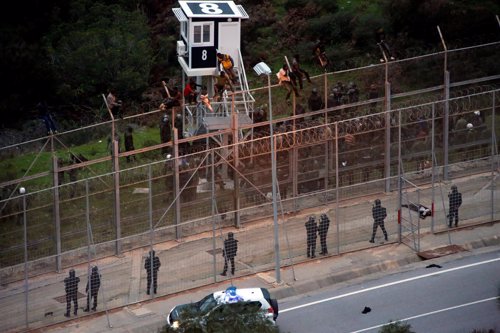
[172,0,253,139]
[172,1,249,77]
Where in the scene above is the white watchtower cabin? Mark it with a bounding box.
[172,1,249,77]
[172,0,253,136]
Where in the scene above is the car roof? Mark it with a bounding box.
[213,287,266,304]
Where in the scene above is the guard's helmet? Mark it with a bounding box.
[149,250,155,257]
[320,213,327,219]
[228,232,234,239]
[451,184,457,191]
[92,266,98,273]
[69,269,75,277]
[374,199,381,206]
[309,216,315,222]
[312,88,318,94]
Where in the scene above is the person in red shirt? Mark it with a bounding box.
[183,79,199,104]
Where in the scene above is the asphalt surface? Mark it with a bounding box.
[22,220,500,333]
[277,249,500,333]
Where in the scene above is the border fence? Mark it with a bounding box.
[0,41,499,332]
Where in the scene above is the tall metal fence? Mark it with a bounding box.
[0,42,499,332]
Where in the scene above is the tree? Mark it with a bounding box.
[379,320,415,333]
[45,0,154,107]
[160,301,281,333]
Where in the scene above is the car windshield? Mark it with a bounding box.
[198,294,217,313]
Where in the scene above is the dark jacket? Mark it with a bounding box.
[64,270,80,295]
[372,204,387,223]
[145,252,161,273]
[448,190,462,210]
[305,219,318,238]
[86,267,101,294]
[318,216,330,236]
[223,234,238,258]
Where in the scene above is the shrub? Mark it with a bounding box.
[379,320,415,333]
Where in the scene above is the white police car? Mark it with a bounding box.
[166,286,279,330]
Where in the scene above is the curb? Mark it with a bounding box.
[271,235,500,301]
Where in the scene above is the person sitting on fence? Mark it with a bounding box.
[198,86,213,113]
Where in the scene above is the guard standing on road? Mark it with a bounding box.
[64,269,80,317]
[448,184,462,227]
[221,232,238,276]
[370,199,388,243]
[305,216,318,258]
[84,266,101,312]
[145,250,161,295]
[318,213,330,255]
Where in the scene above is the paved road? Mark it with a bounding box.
[277,249,500,333]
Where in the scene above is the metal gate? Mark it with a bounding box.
[398,177,423,252]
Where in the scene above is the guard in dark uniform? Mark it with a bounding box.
[64,269,80,317]
[305,216,318,258]
[221,232,238,276]
[84,266,101,312]
[370,199,388,243]
[318,213,330,255]
[448,184,462,227]
[145,250,161,295]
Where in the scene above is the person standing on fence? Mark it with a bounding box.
[106,89,122,118]
[84,266,101,312]
[37,100,58,135]
[305,216,318,258]
[448,184,462,227]
[145,250,161,295]
[370,199,388,243]
[318,213,330,255]
[291,54,311,90]
[64,269,80,317]
[277,63,299,103]
[221,232,238,276]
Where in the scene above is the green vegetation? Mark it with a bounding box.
[160,302,280,333]
[379,320,415,333]
[2,0,499,129]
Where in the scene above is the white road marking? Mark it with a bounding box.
[349,296,499,333]
[280,257,500,313]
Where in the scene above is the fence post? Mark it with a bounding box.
[438,26,450,181]
[173,128,181,240]
[335,121,340,255]
[231,98,241,228]
[431,103,436,233]
[384,81,392,193]
[211,150,218,283]
[491,92,497,222]
[22,188,28,330]
[51,137,62,272]
[112,139,122,255]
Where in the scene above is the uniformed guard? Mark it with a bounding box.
[305,216,318,258]
[84,266,101,312]
[448,184,462,227]
[318,213,330,255]
[221,232,239,276]
[145,250,161,295]
[64,269,80,317]
[370,199,388,243]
